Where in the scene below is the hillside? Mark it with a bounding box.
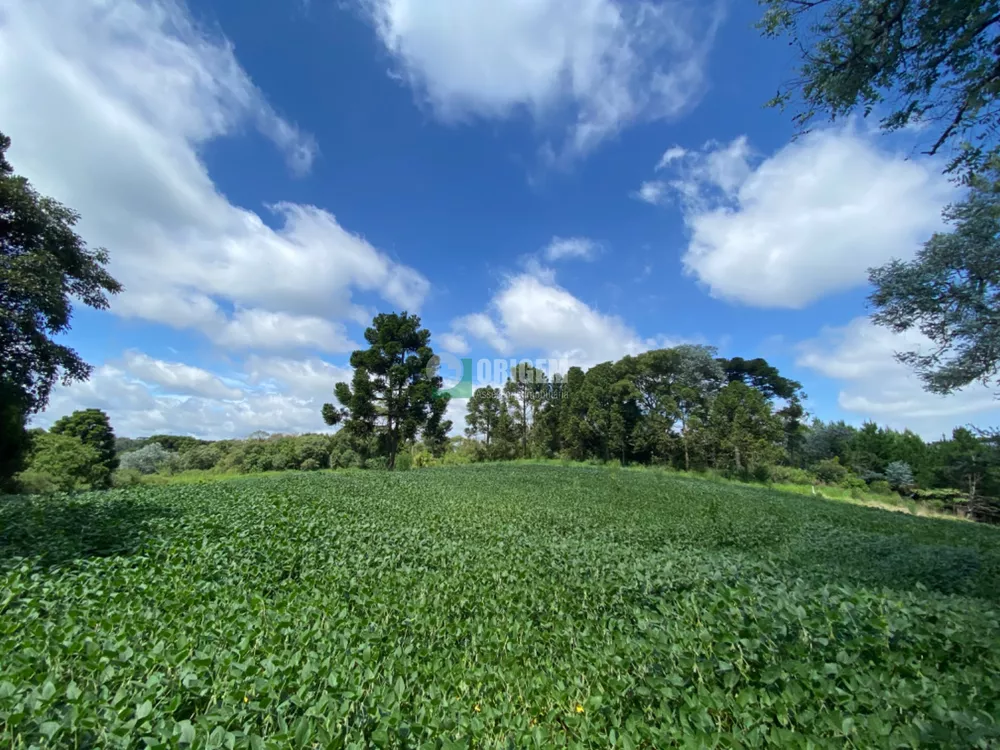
[2,465,999,747]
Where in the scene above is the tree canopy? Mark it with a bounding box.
[0,130,121,489]
[50,408,118,488]
[869,168,1000,393]
[0,131,122,415]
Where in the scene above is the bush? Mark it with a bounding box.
[812,457,848,485]
[869,479,893,495]
[412,449,433,468]
[395,452,413,471]
[119,443,178,475]
[769,465,815,485]
[16,470,60,495]
[18,432,107,492]
[331,447,363,470]
[111,468,145,488]
[299,458,320,471]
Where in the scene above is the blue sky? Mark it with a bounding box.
[2,0,997,439]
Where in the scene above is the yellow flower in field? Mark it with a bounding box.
[474,703,481,713]
[575,704,584,714]
[243,696,249,704]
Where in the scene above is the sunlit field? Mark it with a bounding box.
[2,465,998,748]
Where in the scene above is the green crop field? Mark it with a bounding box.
[2,465,999,749]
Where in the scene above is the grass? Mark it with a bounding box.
[2,464,999,748]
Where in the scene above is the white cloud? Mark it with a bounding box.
[543,236,599,262]
[122,351,243,400]
[655,145,687,170]
[438,333,470,355]
[641,128,955,308]
[452,313,511,356]
[0,0,428,351]
[447,267,678,368]
[634,180,668,205]
[363,0,721,157]
[34,352,354,439]
[797,318,1000,439]
[213,309,357,353]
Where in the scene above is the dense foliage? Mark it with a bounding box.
[0,131,120,488]
[16,431,106,494]
[1,465,998,747]
[50,409,118,488]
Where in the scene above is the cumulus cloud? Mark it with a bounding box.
[797,318,1000,439]
[0,0,428,351]
[362,0,722,157]
[445,267,679,368]
[639,128,955,307]
[438,333,470,355]
[543,236,599,262]
[34,352,354,439]
[122,351,243,400]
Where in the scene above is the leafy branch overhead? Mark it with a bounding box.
[759,0,1000,177]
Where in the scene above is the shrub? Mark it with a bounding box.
[812,457,848,485]
[18,432,106,492]
[869,479,893,495]
[16,470,60,495]
[769,465,815,485]
[331,447,363,470]
[395,452,413,471]
[111,468,145,488]
[299,457,320,471]
[411,449,433,468]
[119,443,178,475]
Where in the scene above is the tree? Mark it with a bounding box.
[706,382,785,475]
[847,421,897,475]
[719,357,802,401]
[869,173,1000,393]
[0,382,30,493]
[465,386,503,448]
[802,419,857,466]
[0,131,122,415]
[503,363,549,458]
[49,409,117,488]
[323,312,445,470]
[885,461,916,492]
[559,367,590,461]
[18,431,105,493]
[624,350,682,464]
[760,0,1000,395]
[119,443,177,475]
[672,346,726,471]
[934,426,999,498]
[422,394,453,459]
[759,0,1000,178]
